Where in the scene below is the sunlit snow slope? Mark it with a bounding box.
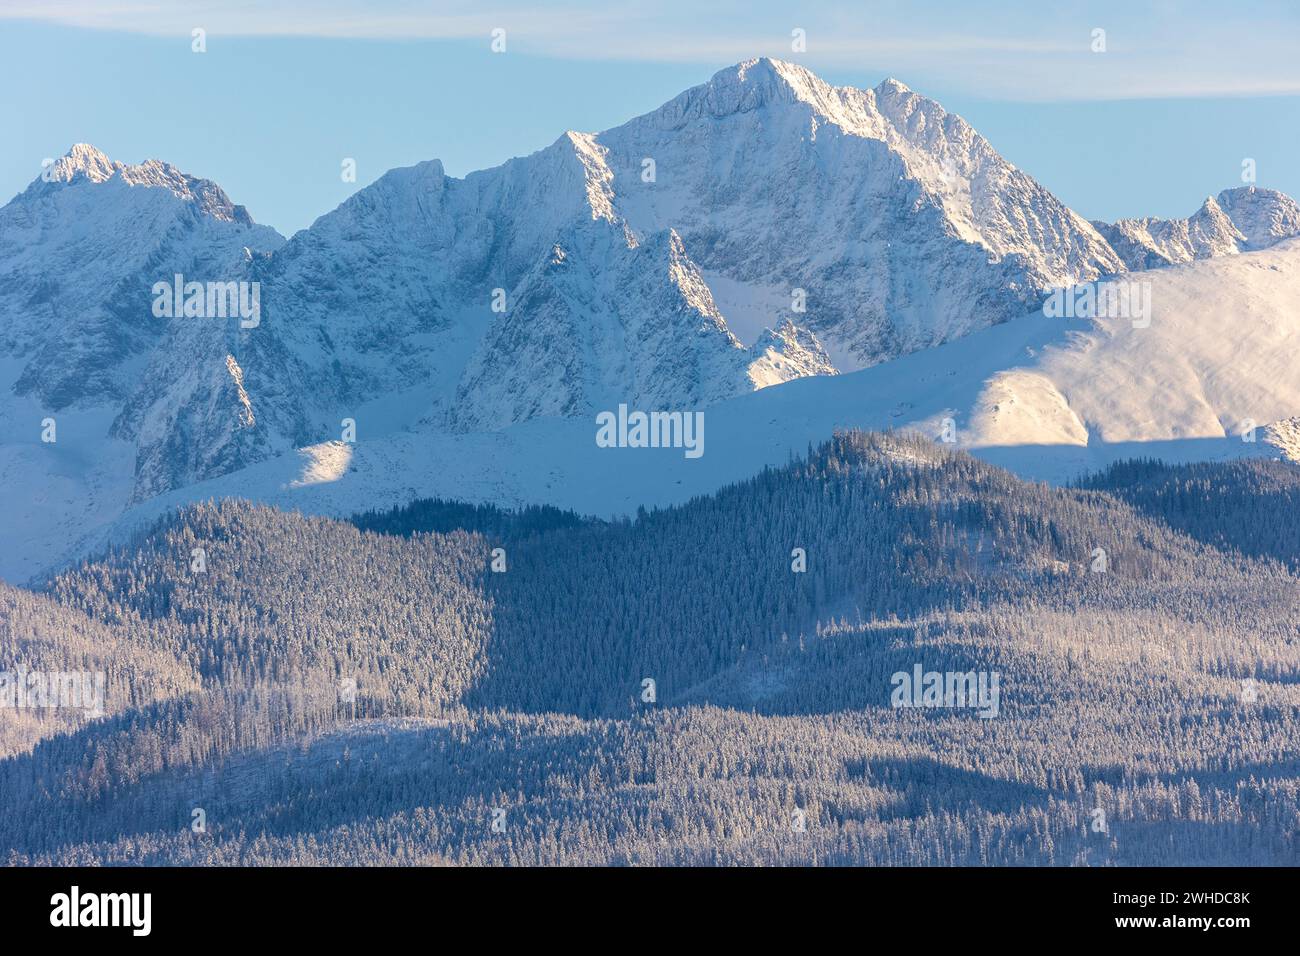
[44,237,1300,586]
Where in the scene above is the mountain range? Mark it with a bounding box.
[2,57,1299,583]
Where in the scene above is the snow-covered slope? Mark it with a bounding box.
[39,237,1300,588]
[5,65,1300,583]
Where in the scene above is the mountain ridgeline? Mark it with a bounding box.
[2,433,1298,865]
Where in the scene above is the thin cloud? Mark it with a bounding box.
[5,0,1300,101]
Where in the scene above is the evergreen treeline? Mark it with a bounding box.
[353,498,594,539]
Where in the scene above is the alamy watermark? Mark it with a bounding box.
[595,404,704,459]
[50,886,150,936]
[890,664,1000,718]
[1,668,106,718]
[1042,280,1151,329]
[152,273,261,328]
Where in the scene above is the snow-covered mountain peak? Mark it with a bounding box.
[27,143,258,226]
[596,60,1125,367]
[46,142,117,184]
[304,157,447,237]
[726,57,827,101]
[380,157,447,189]
[1193,193,1230,219]
[1188,194,1245,244]
[706,60,916,128]
[0,139,284,502]
[1216,186,1300,248]
[688,61,981,170]
[875,77,913,95]
[650,57,849,127]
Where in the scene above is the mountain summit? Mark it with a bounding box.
[24,143,259,224]
[588,57,1126,366]
[1,144,281,419]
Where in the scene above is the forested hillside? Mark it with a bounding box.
[3,432,1298,865]
[1082,457,1300,569]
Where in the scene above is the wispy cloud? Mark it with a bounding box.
[6,0,1300,101]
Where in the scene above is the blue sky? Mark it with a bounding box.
[3,1,1299,235]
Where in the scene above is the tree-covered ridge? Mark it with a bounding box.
[1081,457,1300,569]
[2,432,1297,865]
